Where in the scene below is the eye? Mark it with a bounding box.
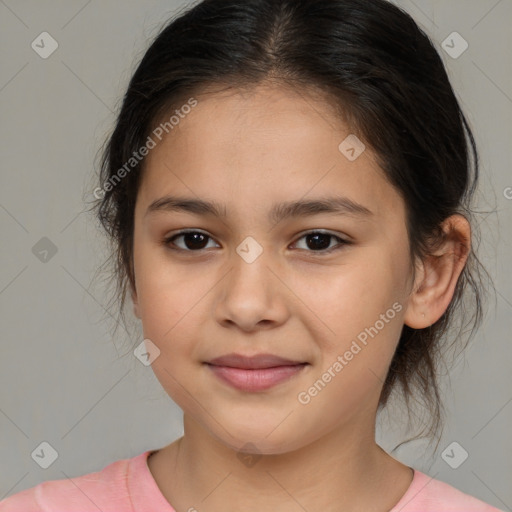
[163,229,350,254]
[163,230,219,252]
[291,230,350,254]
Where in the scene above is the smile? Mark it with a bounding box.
[205,363,309,392]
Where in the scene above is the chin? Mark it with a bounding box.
[207,420,311,456]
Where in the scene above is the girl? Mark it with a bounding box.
[1,0,504,510]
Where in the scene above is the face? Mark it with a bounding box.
[131,83,415,454]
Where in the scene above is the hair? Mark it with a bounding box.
[89,0,493,448]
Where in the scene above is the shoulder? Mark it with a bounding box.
[391,470,505,512]
[0,451,149,511]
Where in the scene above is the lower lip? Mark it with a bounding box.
[206,363,308,392]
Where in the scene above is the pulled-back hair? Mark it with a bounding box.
[90,0,492,445]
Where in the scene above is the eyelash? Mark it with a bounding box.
[162,229,351,255]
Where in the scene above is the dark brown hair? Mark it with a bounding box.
[89,0,493,446]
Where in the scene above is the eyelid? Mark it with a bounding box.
[293,228,351,242]
[163,229,220,249]
[163,228,351,255]
[291,229,351,253]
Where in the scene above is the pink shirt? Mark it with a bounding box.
[0,449,504,511]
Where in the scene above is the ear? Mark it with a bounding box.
[403,214,471,329]
[131,286,141,319]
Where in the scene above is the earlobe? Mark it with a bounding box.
[403,214,470,329]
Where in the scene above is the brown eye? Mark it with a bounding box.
[292,231,349,254]
[164,231,219,251]
[163,229,349,255]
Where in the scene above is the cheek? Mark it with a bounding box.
[133,244,193,340]
[133,248,221,379]
[301,253,405,339]
[134,257,207,405]
[138,274,198,342]
[294,262,405,424]
[295,251,407,404]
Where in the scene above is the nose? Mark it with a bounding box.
[213,246,289,332]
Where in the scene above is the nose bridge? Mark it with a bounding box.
[214,236,287,330]
[229,234,273,296]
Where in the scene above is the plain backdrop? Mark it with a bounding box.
[0,0,511,508]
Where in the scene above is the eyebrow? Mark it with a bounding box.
[145,195,373,224]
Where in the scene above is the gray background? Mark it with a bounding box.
[0,0,511,508]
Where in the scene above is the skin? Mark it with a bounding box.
[130,82,470,512]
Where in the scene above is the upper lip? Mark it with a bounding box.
[206,353,307,369]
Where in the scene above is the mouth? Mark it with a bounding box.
[206,352,308,369]
[204,353,310,392]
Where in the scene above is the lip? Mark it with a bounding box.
[205,353,309,392]
[206,363,308,392]
[207,353,307,369]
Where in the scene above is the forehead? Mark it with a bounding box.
[138,84,404,222]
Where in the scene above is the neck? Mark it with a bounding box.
[153,413,413,512]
